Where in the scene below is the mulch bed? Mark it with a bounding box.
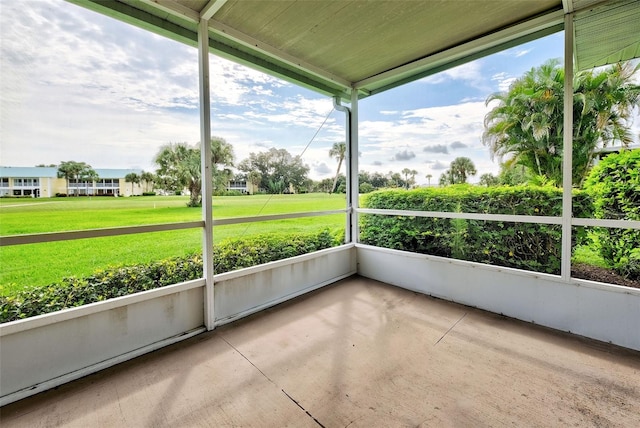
[571,264,640,289]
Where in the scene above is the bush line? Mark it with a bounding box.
[0,229,342,323]
[585,150,640,280]
[360,185,593,274]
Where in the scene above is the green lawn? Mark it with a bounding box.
[0,194,346,294]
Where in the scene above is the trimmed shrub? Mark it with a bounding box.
[585,150,640,279]
[213,229,340,273]
[360,185,593,274]
[0,229,342,323]
[142,192,156,196]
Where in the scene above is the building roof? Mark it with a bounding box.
[0,167,59,178]
[66,0,640,100]
[0,166,143,179]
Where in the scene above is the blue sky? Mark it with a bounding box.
[1,0,637,185]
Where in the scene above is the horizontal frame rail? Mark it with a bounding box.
[358,208,562,225]
[5,208,636,248]
[213,209,347,226]
[0,209,348,247]
[0,221,205,247]
[571,218,640,229]
[358,208,640,230]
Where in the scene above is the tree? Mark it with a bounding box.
[410,169,418,188]
[238,148,309,194]
[439,157,477,186]
[329,142,346,194]
[401,168,412,189]
[425,174,433,186]
[359,182,374,193]
[247,170,262,194]
[140,171,155,192]
[210,137,235,193]
[360,171,389,189]
[483,60,640,187]
[125,173,140,196]
[450,157,477,183]
[79,166,99,196]
[386,171,404,188]
[154,137,235,207]
[479,173,500,187]
[498,162,530,186]
[57,161,90,196]
[155,143,201,206]
[439,169,455,186]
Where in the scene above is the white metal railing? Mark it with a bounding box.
[0,209,348,247]
[357,208,640,230]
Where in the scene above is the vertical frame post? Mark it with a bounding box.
[333,96,351,243]
[198,18,215,329]
[349,89,359,243]
[561,13,574,280]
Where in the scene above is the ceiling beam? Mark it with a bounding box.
[201,0,228,21]
[137,0,199,23]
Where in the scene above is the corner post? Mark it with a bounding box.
[349,89,359,243]
[198,18,215,329]
[561,13,574,280]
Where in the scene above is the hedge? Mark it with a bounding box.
[360,185,593,274]
[0,229,342,323]
[585,150,640,279]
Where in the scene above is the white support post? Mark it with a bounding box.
[198,18,215,329]
[561,13,574,280]
[349,90,359,243]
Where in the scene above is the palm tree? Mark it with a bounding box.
[154,138,234,207]
[410,169,418,188]
[140,171,155,192]
[483,60,639,186]
[79,166,99,196]
[124,173,140,196]
[329,142,346,193]
[57,161,84,196]
[401,168,411,189]
[450,157,477,183]
[425,174,432,186]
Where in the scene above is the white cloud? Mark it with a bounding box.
[431,160,448,170]
[423,144,449,154]
[393,150,416,161]
[450,141,468,150]
[515,49,532,58]
[491,72,517,92]
[499,47,533,58]
[419,61,489,91]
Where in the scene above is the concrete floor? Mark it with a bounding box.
[2,276,639,427]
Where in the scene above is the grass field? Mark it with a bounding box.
[0,194,346,294]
